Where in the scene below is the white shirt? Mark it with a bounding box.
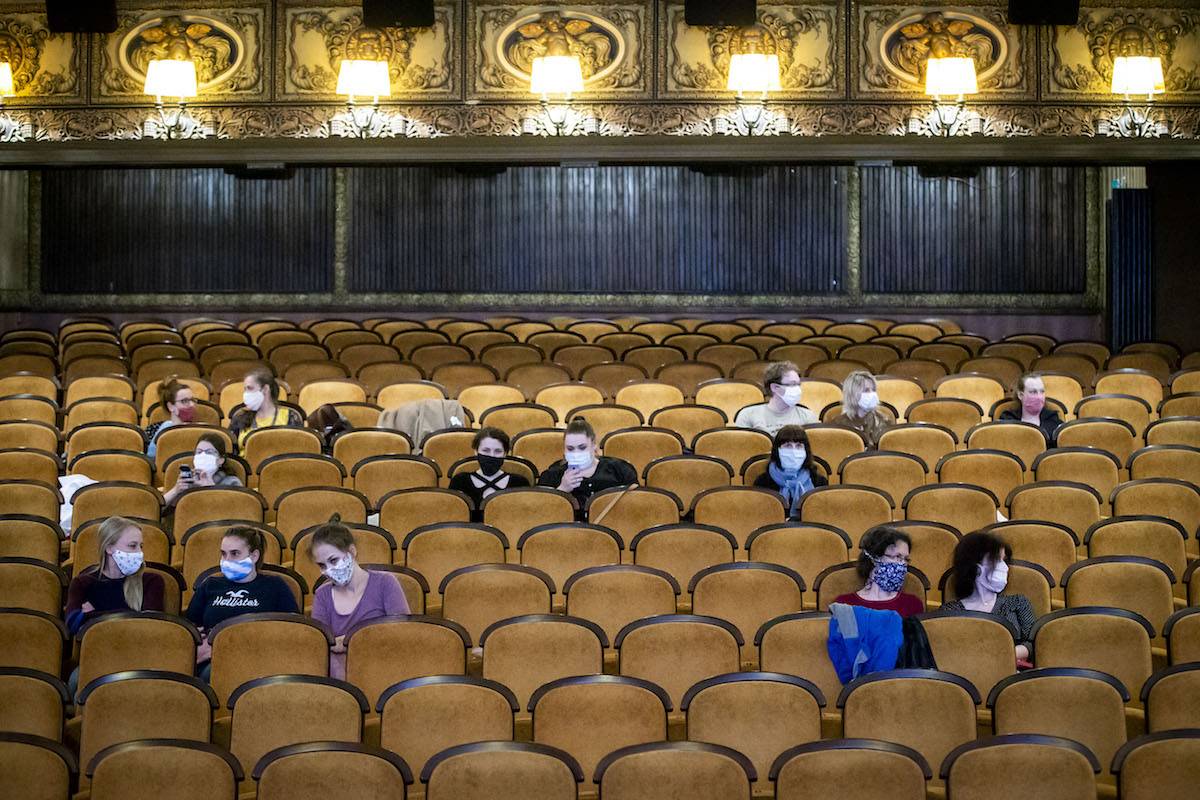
[734,403,818,436]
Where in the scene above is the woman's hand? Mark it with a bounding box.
[1015,644,1030,661]
[331,634,347,654]
[81,601,95,613]
[193,469,215,487]
[196,640,212,663]
[557,468,584,493]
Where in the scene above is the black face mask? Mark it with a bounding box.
[477,454,505,475]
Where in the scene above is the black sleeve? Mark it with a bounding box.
[447,473,471,493]
[612,458,638,486]
[1010,595,1037,648]
[507,474,531,489]
[812,471,829,488]
[997,409,1019,423]
[269,576,299,614]
[752,472,775,490]
[185,580,208,628]
[538,463,566,488]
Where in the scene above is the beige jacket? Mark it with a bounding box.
[378,399,466,451]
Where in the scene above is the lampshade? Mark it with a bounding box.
[1111,56,1165,97]
[726,53,782,95]
[529,55,584,97]
[144,59,198,99]
[0,62,14,97]
[336,59,392,99]
[925,57,978,98]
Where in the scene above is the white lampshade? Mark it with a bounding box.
[0,62,14,97]
[529,55,584,97]
[1111,56,1165,97]
[727,53,782,96]
[925,57,978,98]
[337,59,392,99]
[144,59,198,99]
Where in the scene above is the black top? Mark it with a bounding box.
[185,573,298,632]
[537,456,638,509]
[448,471,531,517]
[998,407,1063,446]
[941,594,1037,650]
[65,570,166,635]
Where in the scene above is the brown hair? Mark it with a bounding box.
[472,426,511,452]
[762,361,800,391]
[855,525,914,583]
[94,516,145,610]
[951,531,1013,601]
[565,417,596,441]
[223,525,266,561]
[159,378,188,410]
[197,432,227,457]
[1015,372,1043,394]
[306,513,355,557]
[247,368,280,401]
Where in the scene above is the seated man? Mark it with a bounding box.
[734,360,818,435]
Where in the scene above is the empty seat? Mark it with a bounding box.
[440,564,554,645]
[518,523,623,610]
[252,742,410,800]
[0,731,78,800]
[630,524,737,610]
[1062,557,1176,648]
[940,734,1100,800]
[402,523,508,613]
[771,739,929,800]
[0,558,66,616]
[89,740,241,800]
[797,485,893,546]
[1142,663,1200,732]
[596,741,756,800]
[920,611,1017,713]
[563,566,679,667]
[690,563,805,669]
[903,484,998,538]
[1007,482,1102,545]
[75,613,200,697]
[878,424,957,478]
[421,741,579,800]
[207,614,332,713]
[1111,730,1200,800]
[0,668,68,741]
[345,617,469,710]
[1164,607,1200,665]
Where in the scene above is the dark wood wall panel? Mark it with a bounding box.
[346,165,847,295]
[41,168,333,294]
[860,166,1088,294]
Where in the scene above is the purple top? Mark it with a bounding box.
[312,570,411,639]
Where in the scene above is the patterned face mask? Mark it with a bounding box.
[869,556,908,593]
[110,549,144,576]
[324,554,355,587]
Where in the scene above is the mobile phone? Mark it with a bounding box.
[180,466,193,482]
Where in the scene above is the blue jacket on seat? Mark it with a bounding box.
[827,602,905,684]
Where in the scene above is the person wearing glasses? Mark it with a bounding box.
[834,525,924,618]
[733,361,818,436]
[145,378,197,459]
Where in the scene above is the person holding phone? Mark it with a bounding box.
[163,433,243,507]
[537,418,637,512]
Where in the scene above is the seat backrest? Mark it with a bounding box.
[563,566,680,646]
[440,564,554,645]
[903,484,997,540]
[691,487,787,550]
[1032,609,1154,710]
[0,668,68,741]
[596,741,755,800]
[1006,482,1102,544]
[480,488,577,554]
[252,742,410,800]
[682,673,822,795]
[345,616,469,709]
[0,732,78,800]
[797,485,894,545]
[1112,731,1200,800]
[481,615,606,710]
[379,676,516,783]
[689,564,805,662]
[1143,663,1200,732]
[0,609,66,675]
[422,741,580,800]
[207,614,332,709]
[518,523,623,602]
[585,487,680,545]
[937,450,1026,511]
[630,524,737,598]
[1062,556,1176,637]
[1165,607,1200,665]
[402,524,508,609]
[919,612,1017,702]
[88,739,242,800]
[1085,516,1188,585]
[840,452,927,511]
[771,740,929,800]
[77,613,200,695]
[616,616,742,711]
[941,735,1100,800]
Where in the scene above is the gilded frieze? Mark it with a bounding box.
[93,1,265,102]
[658,1,842,99]
[1046,6,1200,100]
[0,4,82,104]
[853,2,1031,98]
[468,1,650,99]
[278,1,459,100]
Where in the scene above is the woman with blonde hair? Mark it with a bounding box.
[65,516,165,636]
[830,370,891,449]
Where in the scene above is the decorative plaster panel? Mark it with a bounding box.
[854,1,1032,99]
[1046,5,1200,100]
[92,1,266,102]
[468,1,650,99]
[0,4,82,104]
[658,1,843,99]
[278,1,459,100]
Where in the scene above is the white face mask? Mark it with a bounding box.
[779,448,806,471]
[565,450,593,470]
[324,554,355,587]
[110,549,144,576]
[243,389,265,412]
[778,386,802,407]
[979,561,1008,593]
[193,452,219,476]
[860,391,880,412]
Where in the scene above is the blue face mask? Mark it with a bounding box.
[870,557,908,593]
[220,557,254,581]
[778,448,806,471]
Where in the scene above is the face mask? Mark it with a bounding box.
[870,557,908,593]
[859,392,880,412]
[220,557,254,581]
[1021,394,1045,415]
[477,454,505,475]
[110,549,144,576]
[778,386,802,407]
[324,555,355,587]
[980,561,1008,593]
[565,450,593,470]
[193,452,218,476]
[176,405,196,423]
[243,390,265,412]
[778,448,806,471]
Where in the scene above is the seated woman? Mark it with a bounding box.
[163,433,243,507]
[537,418,637,510]
[230,369,304,452]
[941,531,1035,664]
[753,425,828,518]
[65,516,165,636]
[834,525,925,618]
[186,525,298,680]
[307,403,352,455]
[309,515,410,680]
[448,426,531,512]
[998,372,1063,445]
[145,379,196,459]
[830,370,891,449]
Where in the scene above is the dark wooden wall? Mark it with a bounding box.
[41,168,334,294]
[38,164,1092,303]
[860,166,1089,294]
[1149,163,1200,353]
